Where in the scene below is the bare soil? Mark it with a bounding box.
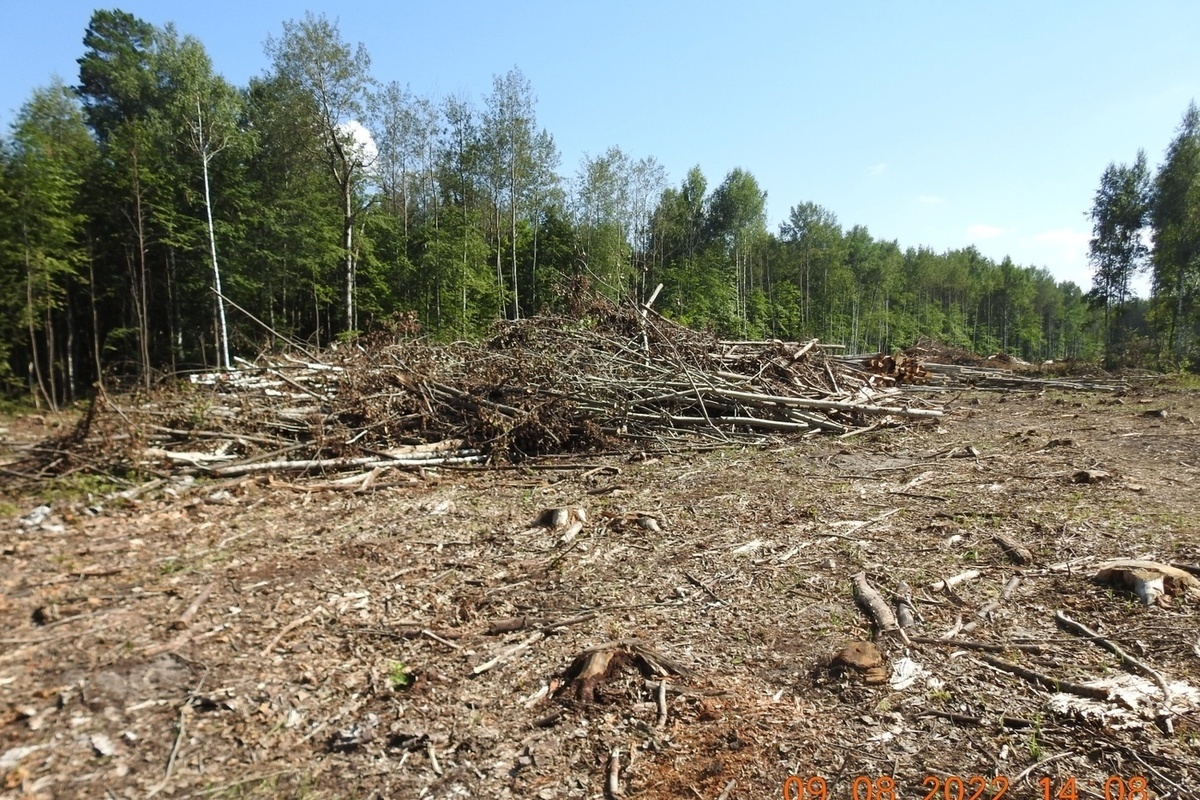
[2,385,1200,799]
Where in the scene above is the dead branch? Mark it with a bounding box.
[977,652,1109,700]
[472,631,545,676]
[172,583,214,630]
[262,607,323,656]
[1053,610,1172,703]
[36,300,948,483]
[992,532,1034,565]
[920,710,1036,728]
[910,635,1045,654]
[977,575,1021,618]
[852,572,910,644]
[928,569,982,592]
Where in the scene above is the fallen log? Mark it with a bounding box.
[211,451,483,477]
[852,572,910,643]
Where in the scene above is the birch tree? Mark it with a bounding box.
[483,67,551,319]
[266,13,375,334]
[1088,150,1150,363]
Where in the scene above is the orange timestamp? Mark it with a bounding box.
[781,774,1151,800]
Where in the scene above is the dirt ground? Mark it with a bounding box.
[2,384,1200,799]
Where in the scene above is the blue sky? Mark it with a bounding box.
[4,2,1199,293]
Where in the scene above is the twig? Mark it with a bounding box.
[0,607,106,641]
[684,572,723,604]
[262,607,322,656]
[716,779,737,800]
[1010,750,1075,787]
[163,709,186,782]
[32,567,124,587]
[889,489,948,501]
[655,678,669,729]
[215,289,317,359]
[544,538,585,571]
[1115,745,1189,796]
[421,628,462,650]
[181,769,294,799]
[832,508,900,540]
[977,653,1108,699]
[143,630,192,657]
[910,636,1044,654]
[146,705,188,796]
[173,584,214,630]
[427,740,443,776]
[607,748,622,798]
[1053,610,1172,703]
[542,611,600,633]
[471,631,545,676]
[0,621,120,653]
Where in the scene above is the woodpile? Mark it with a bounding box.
[863,353,931,385]
[875,337,1158,392]
[28,301,944,482]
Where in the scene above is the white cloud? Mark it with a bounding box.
[917,194,944,205]
[1018,228,1093,289]
[867,162,888,177]
[1032,228,1090,248]
[966,223,1007,240]
[338,119,379,168]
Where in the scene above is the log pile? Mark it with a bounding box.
[845,338,1155,393]
[863,353,931,385]
[907,362,1135,392]
[42,301,944,480]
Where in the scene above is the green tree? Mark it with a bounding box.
[439,94,501,329]
[77,9,166,385]
[649,167,709,319]
[243,75,343,346]
[574,146,632,298]
[779,202,843,335]
[3,82,94,407]
[1088,151,1150,363]
[265,12,375,334]
[487,68,544,319]
[706,168,767,331]
[780,203,839,331]
[1150,101,1200,364]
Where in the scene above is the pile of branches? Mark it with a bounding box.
[36,301,944,480]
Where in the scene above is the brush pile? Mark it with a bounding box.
[44,302,943,480]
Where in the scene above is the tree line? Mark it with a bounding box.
[2,10,1195,409]
[1086,103,1200,368]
